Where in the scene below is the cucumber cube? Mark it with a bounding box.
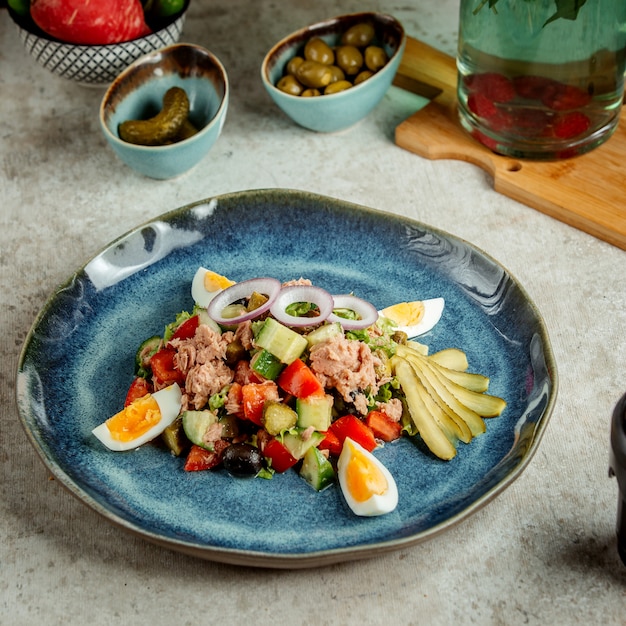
[182,410,219,450]
[255,318,307,364]
[300,446,335,491]
[281,429,324,460]
[296,394,333,431]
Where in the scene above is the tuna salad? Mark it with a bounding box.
[92,270,506,515]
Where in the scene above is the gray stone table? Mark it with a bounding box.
[2,1,625,624]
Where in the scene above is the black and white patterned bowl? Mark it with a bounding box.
[8,2,189,87]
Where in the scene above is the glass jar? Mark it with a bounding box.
[457,0,626,159]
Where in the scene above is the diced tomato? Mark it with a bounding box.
[170,314,199,342]
[226,382,244,418]
[365,410,403,442]
[184,440,230,472]
[329,414,377,452]
[241,381,279,426]
[318,429,342,457]
[124,376,153,407]
[277,358,325,399]
[264,438,298,473]
[150,348,186,386]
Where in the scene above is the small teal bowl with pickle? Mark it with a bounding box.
[99,43,229,180]
[261,12,406,133]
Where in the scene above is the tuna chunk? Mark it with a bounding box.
[234,320,254,351]
[282,278,312,287]
[308,334,381,415]
[376,397,403,422]
[170,324,234,410]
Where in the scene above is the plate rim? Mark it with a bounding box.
[15,188,558,568]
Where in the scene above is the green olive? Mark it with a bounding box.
[364,46,388,72]
[118,86,189,146]
[324,80,352,95]
[335,45,364,76]
[296,60,334,89]
[277,74,304,95]
[354,70,374,85]
[304,37,334,65]
[301,88,322,97]
[327,65,346,83]
[286,56,304,76]
[341,22,375,47]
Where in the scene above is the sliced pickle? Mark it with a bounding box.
[392,357,457,460]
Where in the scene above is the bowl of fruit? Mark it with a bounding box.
[261,12,406,133]
[7,0,190,86]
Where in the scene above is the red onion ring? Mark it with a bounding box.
[207,277,282,326]
[269,285,334,328]
[327,294,379,330]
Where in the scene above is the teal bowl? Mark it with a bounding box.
[99,43,228,180]
[261,12,406,133]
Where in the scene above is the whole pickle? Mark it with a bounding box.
[118,86,190,146]
[174,118,199,142]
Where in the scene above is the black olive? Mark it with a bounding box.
[222,443,264,477]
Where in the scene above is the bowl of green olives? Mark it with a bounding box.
[261,12,406,133]
[99,43,229,180]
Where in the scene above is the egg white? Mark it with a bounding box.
[337,437,398,516]
[191,267,233,308]
[380,297,445,338]
[92,383,182,451]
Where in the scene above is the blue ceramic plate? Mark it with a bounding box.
[16,189,557,568]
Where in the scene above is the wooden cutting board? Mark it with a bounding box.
[394,37,626,251]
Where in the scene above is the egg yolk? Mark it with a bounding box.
[381,301,425,326]
[106,394,161,442]
[346,446,388,502]
[204,270,235,293]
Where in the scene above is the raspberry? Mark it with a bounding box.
[513,75,558,100]
[542,83,591,111]
[465,72,516,103]
[471,130,500,152]
[489,111,514,132]
[467,92,497,118]
[552,111,591,138]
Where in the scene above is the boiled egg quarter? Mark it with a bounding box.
[92,383,182,451]
[191,267,235,308]
[379,297,444,338]
[337,437,398,516]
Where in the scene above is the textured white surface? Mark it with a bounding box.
[2,1,626,624]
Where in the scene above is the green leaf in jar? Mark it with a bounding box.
[473,0,590,26]
[544,0,588,26]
